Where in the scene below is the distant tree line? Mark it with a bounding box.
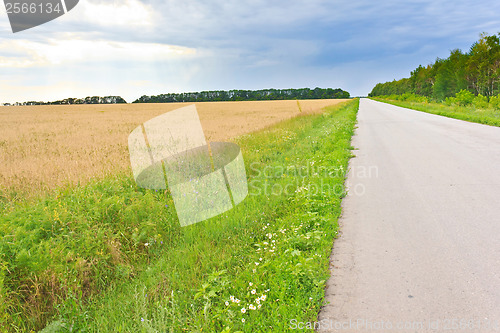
[369,33,500,101]
[4,96,127,106]
[133,88,350,103]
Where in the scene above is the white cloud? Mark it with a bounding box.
[72,0,156,29]
[0,37,196,68]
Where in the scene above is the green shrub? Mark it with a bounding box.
[386,93,428,103]
[412,95,428,103]
[473,94,489,109]
[399,93,412,101]
[444,97,456,106]
[490,95,500,110]
[455,90,475,106]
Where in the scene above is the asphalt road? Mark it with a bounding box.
[318,99,500,333]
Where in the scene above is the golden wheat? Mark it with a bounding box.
[0,99,348,197]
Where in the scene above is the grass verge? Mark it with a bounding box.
[0,99,359,332]
[371,97,500,127]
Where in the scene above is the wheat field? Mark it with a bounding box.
[0,99,348,197]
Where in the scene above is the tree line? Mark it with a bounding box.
[4,96,127,106]
[369,32,500,100]
[132,88,350,103]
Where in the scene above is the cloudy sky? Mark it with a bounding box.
[1,0,500,103]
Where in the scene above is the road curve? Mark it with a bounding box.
[318,99,500,332]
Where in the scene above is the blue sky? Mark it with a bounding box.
[1,0,500,103]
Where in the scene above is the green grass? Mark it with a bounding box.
[0,99,359,332]
[371,97,500,127]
